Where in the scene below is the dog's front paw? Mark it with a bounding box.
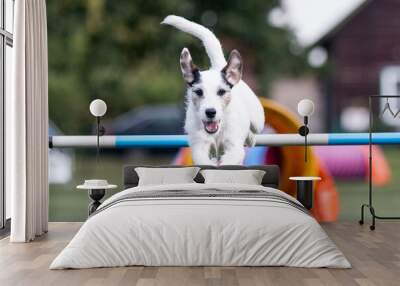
[210,157,219,165]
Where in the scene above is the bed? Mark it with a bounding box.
[50,165,350,269]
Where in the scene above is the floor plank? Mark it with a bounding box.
[0,222,399,286]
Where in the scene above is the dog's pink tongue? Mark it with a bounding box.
[206,121,218,133]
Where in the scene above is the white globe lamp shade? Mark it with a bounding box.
[297,99,314,117]
[90,99,107,117]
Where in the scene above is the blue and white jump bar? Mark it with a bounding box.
[50,132,400,148]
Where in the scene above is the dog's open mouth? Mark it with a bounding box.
[203,120,220,134]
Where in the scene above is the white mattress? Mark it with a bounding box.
[50,183,350,269]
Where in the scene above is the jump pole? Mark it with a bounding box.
[49,132,400,148]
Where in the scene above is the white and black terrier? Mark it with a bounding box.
[162,15,265,165]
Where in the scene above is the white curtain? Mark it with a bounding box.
[7,0,49,242]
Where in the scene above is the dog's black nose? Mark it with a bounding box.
[205,108,217,119]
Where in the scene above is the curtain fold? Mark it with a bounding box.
[8,0,49,242]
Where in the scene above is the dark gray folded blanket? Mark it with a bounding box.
[91,189,308,217]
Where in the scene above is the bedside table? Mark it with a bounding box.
[289,176,321,210]
[77,180,117,215]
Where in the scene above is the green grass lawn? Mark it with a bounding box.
[337,147,400,221]
[50,147,400,222]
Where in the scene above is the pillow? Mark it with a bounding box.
[200,169,266,185]
[135,167,200,186]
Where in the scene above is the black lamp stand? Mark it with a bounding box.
[359,95,400,230]
[298,116,309,162]
[95,116,106,164]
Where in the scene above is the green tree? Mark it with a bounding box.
[47,0,307,134]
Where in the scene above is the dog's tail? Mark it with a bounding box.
[161,15,227,70]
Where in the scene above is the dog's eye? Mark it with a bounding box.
[193,89,203,97]
[217,89,226,96]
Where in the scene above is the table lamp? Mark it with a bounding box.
[297,99,314,162]
[89,99,107,161]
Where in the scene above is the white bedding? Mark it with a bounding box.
[50,183,350,269]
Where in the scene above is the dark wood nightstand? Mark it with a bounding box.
[289,176,321,210]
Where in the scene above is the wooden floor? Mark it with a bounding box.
[0,222,399,286]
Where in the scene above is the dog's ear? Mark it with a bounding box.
[180,48,200,85]
[222,50,242,86]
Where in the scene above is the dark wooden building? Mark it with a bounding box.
[317,0,400,131]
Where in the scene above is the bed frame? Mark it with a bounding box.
[123,165,280,189]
